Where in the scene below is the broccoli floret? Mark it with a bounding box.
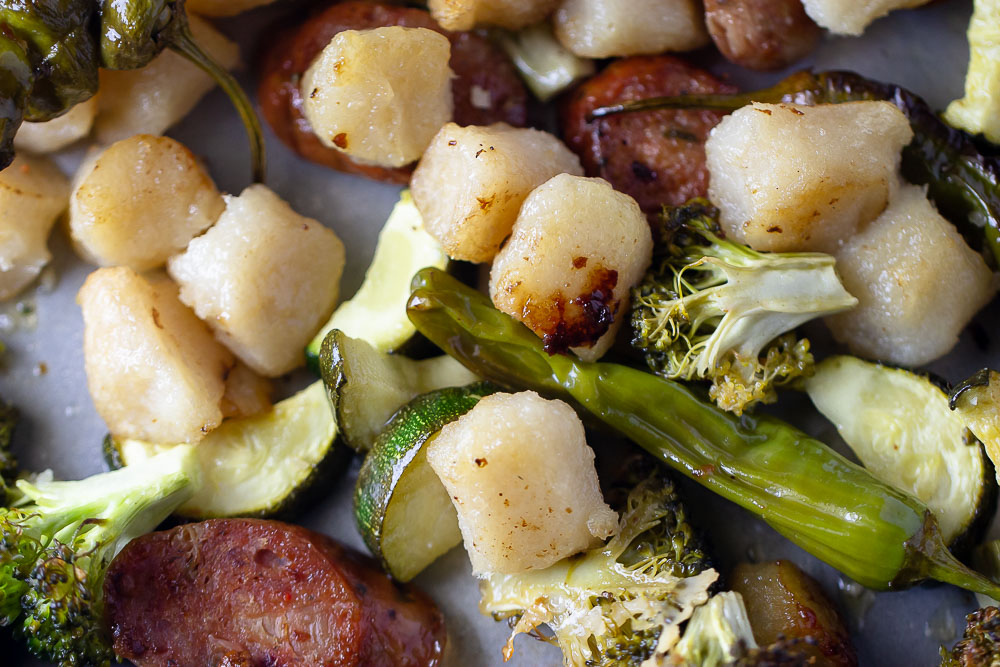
[941,606,1000,667]
[478,473,718,666]
[670,591,757,666]
[0,445,198,666]
[630,199,857,415]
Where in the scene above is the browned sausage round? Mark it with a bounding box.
[258,1,528,184]
[561,56,735,220]
[705,0,821,71]
[104,519,446,667]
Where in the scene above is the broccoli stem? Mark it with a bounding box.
[406,268,1000,598]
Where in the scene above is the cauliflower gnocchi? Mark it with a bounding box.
[0,155,70,301]
[69,135,224,271]
[168,185,345,377]
[706,101,913,253]
[801,0,932,36]
[78,268,234,444]
[14,97,98,154]
[428,0,559,31]
[411,123,583,263]
[490,174,652,362]
[427,391,617,574]
[826,184,996,366]
[95,16,240,144]
[220,361,273,420]
[553,0,709,58]
[301,26,453,168]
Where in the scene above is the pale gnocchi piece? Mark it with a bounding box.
[826,184,995,366]
[220,361,273,420]
[411,123,583,263]
[95,16,240,144]
[168,184,345,378]
[490,174,652,362]
[428,0,559,31]
[185,0,278,17]
[706,101,913,253]
[300,26,454,168]
[14,96,98,154]
[801,0,931,36]
[78,268,235,444]
[426,391,618,574]
[69,135,224,271]
[553,0,710,58]
[0,155,70,301]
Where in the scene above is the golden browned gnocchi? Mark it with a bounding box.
[411,123,583,263]
[69,135,224,271]
[553,0,709,58]
[706,101,913,253]
[167,185,345,378]
[428,0,559,31]
[801,0,931,35]
[14,97,98,154]
[490,174,652,362]
[301,26,454,168]
[77,268,235,444]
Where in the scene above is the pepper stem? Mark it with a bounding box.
[927,551,1000,601]
[169,28,266,184]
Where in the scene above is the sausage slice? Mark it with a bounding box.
[104,519,446,667]
[258,1,528,184]
[705,0,821,71]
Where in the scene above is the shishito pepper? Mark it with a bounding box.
[589,70,1000,267]
[0,0,265,180]
[405,267,1000,597]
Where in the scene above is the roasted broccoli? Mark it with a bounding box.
[478,473,717,666]
[941,606,1000,667]
[630,200,857,415]
[670,591,757,666]
[0,445,198,666]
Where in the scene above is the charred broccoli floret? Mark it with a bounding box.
[0,445,198,666]
[478,473,717,666]
[941,606,1000,667]
[630,200,857,415]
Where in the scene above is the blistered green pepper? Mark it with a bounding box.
[406,267,1000,598]
[590,70,1000,267]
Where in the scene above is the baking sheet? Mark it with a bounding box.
[0,1,989,664]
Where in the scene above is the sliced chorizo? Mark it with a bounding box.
[705,0,821,71]
[257,1,528,183]
[104,519,446,667]
[561,56,736,220]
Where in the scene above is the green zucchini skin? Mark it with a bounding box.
[355,382,500,581]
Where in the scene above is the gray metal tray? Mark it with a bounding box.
[1,1,989,664]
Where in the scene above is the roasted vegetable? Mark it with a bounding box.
[493,22,594,101]
[941,606,1000,667]
[0,446,197,665]
[406,267,1000,598]
[944,0,1000,143]
[0,396,17,501]
[631,200,856,414]
[806,356,995,550]
[0,0,264,179]
[589,70,1000,266]
[951,369,1000,486]
[479,472,717,666]
[670,591,758,666]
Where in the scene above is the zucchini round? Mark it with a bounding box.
[105,381,348,519]
[320,329,478,451]
[305,190,449,371]
[804,355,996,548]
[355,382,499,582]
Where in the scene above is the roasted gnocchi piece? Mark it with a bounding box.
[220,361,273,420]
[168,185,345,378]
[411,123,583,263]
[490,174,652,362]
[14,97,98,154]
[825,184,995,366]
[69,135,224,271]
[706,101,913,253]
[801,0,931,36]
[301,26,454,168]
[78,268,235,444]
[95,16,240,144]
[427,391,618,574]
[428,0,559,30]
[553,0,709,58]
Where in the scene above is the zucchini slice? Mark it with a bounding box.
[305,191,449,369]
[319,329,479,451]
[355,382,499,581]
[804,356,995,548]
[951,369,1000,487]
[105,381,347,519]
